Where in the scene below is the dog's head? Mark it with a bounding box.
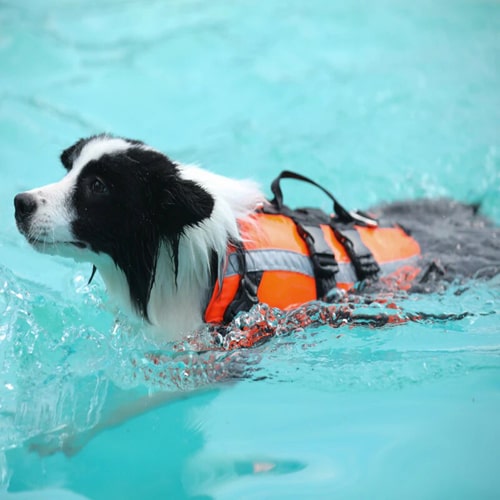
[14,134,214,317]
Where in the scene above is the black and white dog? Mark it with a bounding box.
[14,134,500,342]
[14,135,263,341]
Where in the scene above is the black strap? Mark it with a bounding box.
[270,170,378,227]
[222,243,261,323]
[298,224,338,297]
[333,227,380,281]
[223,272,262,323]
[260,202,340,298]
[222,171,381,318]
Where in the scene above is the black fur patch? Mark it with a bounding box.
[60,134,145,170]
[70,144,214,319]
[61,137,89,170]
[372,198,500,290]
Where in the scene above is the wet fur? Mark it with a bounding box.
[373,199,500,292]
[14,134,263,341]
[14,134,500,341]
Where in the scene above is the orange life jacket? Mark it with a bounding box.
[204,171,422,324]
[204,212,421,324]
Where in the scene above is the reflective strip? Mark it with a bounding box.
[226,249,314,277]
[336,262,357,284]
[336,255,421,283]
[379,255,421,275]
[223,249,420,284]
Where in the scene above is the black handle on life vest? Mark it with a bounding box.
[270,170,354,223]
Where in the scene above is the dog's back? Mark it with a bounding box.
[13,134,499,339]
[373,199,500,291]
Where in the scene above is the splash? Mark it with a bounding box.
[0,265,498,454]
[181,289,479,352]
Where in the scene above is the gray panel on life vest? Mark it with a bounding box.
[225,248,422,284]
[224,248,357,284]
[226,249,315,277]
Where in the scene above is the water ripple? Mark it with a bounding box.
[1,263,498,452]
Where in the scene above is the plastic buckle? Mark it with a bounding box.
[313,252,338,278]
[349,210,378,227]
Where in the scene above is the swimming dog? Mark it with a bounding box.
[13,134,500,456]
[14,134,500,342]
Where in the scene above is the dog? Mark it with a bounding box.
[13,134,500,456]
[14,134,500,343]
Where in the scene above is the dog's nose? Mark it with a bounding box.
[14,192,37,222]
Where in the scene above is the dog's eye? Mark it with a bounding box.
[90,178,109,195]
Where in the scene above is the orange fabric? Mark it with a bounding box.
[238,213,310,253]
[356,226,421,262]
[257,271,316,308]
[320,224,351,262]
[204,274,240,324]
[204,213,421,324]
[205,214,316,323]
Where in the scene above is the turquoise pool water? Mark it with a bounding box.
[1,0,499,498]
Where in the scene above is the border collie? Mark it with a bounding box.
[14,135,263,340]
[14,134,500,342]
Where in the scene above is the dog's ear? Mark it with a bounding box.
[120,147,215,234]
[161,178,215,234]
[60,138,87,170]
[155,177,215,284]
